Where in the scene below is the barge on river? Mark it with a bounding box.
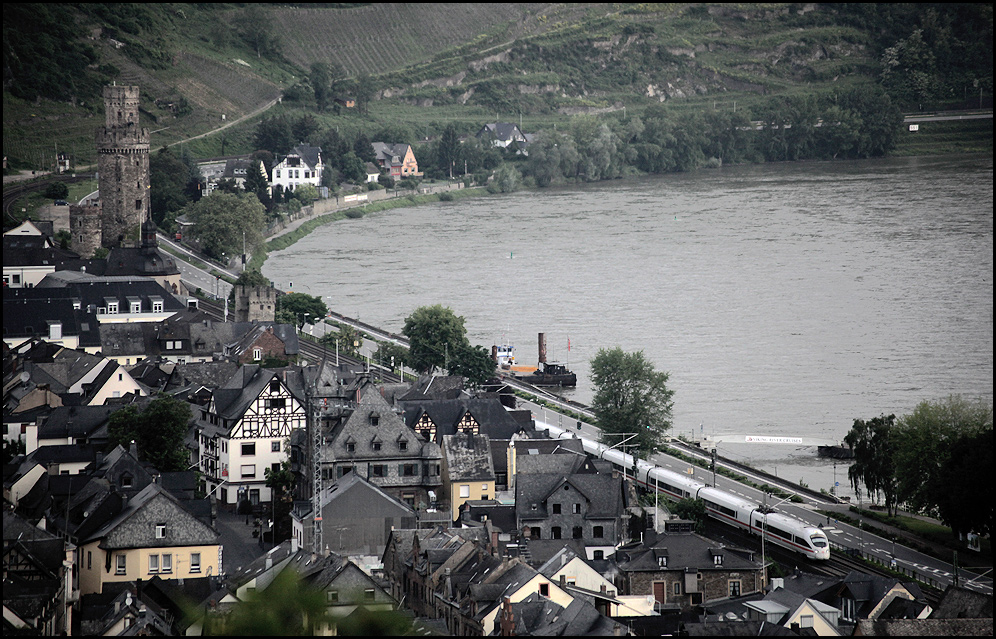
[492,332,577,387]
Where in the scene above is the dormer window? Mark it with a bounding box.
[713,554,723,566]
[398,440,408,451]
[369,412,380,426]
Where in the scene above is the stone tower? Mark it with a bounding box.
[234,284,277,323]
[68,202,102,258]
[96,85,150,249]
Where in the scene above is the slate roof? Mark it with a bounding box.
[476,123,527,143]
[401,397,528,441]
[226,322,300,359]
[328,388,438,461]
[2,234,79,266]
[3,287,101,347]
[278,144,323,170]
[37,404,120,443]
[499,591,622,636]
[515,469,624,522]
[443,433,494,481]
[81,482,218,549]
[371,142,411,166]
[211,364,305,421]
[616,531,761,573]
[29,273,184,316]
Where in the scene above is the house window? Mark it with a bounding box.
[371,465,385,477]
[572,526,583,539]
[149,554,160,573]
[346,443,355,453]
[399,440,408,451]
[713,554,723,566]
[459,485,470,498]
[242,443,255,456]
[593,526,604,539]
[573,503,581,514]
[539,583,550,597]
[553,503,561,514]
[116,554,127,575]
[551,527,562,540]
[271,441,281,452]
[800,615,813,629]
[364,588,375,602]
[190,553,201,573]
[156,524,167,539]
[152,299,163,313]
[372,442,382,451]
[593,550,604,560]
[674,582,682,595]
[327,590,339,604]
[253,348,262,361]
[270,380,280,393]
[402,464,418,476]
[266,398,286,409]
[729,580,741,597]
[658,556,667,567]
[242,464,256,478]
[107,302,119,314]
[87,551,92,570]
[161,554,172,573]
[530,527,541,540]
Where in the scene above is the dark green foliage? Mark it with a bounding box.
[150,147,198,229]
[319,323,363,358]
[3,4,102,103]
[590,347,674,455]
[107,398,191,472]
[448,344,497,388]
[844,414,899,515]
[254,116,295,156]
[43,182,69,200]
[673,498,707,533]
[402,305,468,375]
[183,191,265,261]
[278,292,328,329]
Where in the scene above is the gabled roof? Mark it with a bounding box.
[443,433,494,481]
[210,365,305,421]
[81,482,218,549]
[226,322,299,359]
[371,142,413,165]
[328,388,436,460]
[515,470,624,521]
[617,532,761,573]
[277,144,322,170]
[401,397,527,440]
[476,122,526,143]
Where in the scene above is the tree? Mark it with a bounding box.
[937,428,993,538]
[150,147,195,228]
[319,323,363,358]
[893,396,993,521]
[278,292,327,329]
[254,116,294,156]
[238,4,280,59]
[402,305,468,374]
[43,182,69,200]
[590,347,674,455]
[844,414,900,515]
[107,398,191,472]
[184,191,265,262]
[448,344,497,388]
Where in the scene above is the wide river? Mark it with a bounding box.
[265,153,993,500]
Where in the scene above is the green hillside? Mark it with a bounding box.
[3,3,992,172]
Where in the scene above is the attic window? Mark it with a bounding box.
[398,440,408,451]
[369,412,380,426]
[346,442,356,453]
[155,523,167,539]
[713,554,723,566]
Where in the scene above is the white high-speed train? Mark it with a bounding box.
[538,422,831,560]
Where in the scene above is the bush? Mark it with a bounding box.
[438,191,453,201]
[43,182,69,200]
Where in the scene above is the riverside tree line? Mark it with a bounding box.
[844,395,993,540]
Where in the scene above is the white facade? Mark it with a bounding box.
[271,145,323,193]
[200,374,305,505]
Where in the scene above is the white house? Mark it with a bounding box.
[197,365,307,506]
[270,144,323,193]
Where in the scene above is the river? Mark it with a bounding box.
[264,154,993,500]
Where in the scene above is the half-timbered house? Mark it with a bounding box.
[196,365,306,506]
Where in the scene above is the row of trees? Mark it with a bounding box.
[845,396,993,538]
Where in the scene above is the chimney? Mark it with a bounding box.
[537,333,547,364]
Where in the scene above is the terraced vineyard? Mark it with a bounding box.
[268,3,593,77]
